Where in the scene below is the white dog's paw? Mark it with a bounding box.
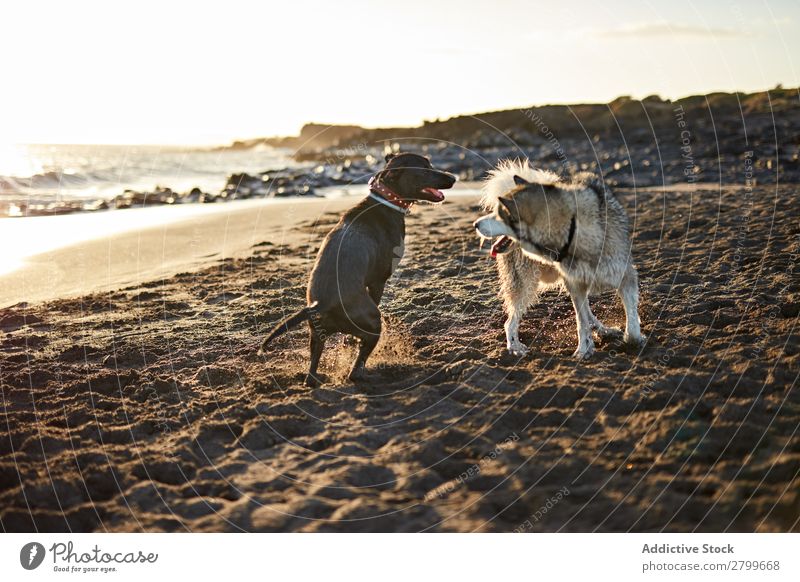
[572,341,595,360]
[507,340,529,356]
[594,325,623,339]
[624,332,647,346]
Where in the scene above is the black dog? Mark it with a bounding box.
[261,152,456,386]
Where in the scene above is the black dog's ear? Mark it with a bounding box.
[376,168,396,185]
[513,174,529,186]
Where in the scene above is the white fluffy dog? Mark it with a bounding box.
[473,160,644,359]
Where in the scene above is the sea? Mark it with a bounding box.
[0,143,299,214]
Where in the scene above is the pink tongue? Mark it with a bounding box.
[491,236,511,258]
[424,187,444,201]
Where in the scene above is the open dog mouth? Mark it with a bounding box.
[421,187,445,202]
[490,235,513,257]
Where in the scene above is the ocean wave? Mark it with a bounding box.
[0,145,297,201]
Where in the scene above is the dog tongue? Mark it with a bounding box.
[490,236,512,258]
[423,187,444,201]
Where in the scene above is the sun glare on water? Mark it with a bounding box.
[0,144,44,178]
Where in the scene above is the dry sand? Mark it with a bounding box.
[0,185,798,532]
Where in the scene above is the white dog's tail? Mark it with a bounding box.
[480,159,560,210]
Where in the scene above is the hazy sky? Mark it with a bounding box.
[2,0,798,145]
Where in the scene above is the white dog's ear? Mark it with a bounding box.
[574,171,606,199]
[513,174,529,186]
[498,197,516,215]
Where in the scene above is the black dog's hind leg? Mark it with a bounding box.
[367,280,386,306]
[305,328,326,387]
[349,330,380,381]
[345,299,382,381]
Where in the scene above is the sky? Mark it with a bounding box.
[1,0,798,145]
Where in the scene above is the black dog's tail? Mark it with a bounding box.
[260,302,318,351]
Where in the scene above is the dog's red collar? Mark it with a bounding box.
[368,176,412,212]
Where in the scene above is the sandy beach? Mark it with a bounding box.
[0,196,358,308]
[0,184,798,532]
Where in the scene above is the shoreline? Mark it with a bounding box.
[0,181,742,309]
[0,184,480,308]
[0,196,352,309]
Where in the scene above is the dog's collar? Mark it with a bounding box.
[368,176,412,213]
[539,215,576,262]
[558,215,577,262]
[368,192,409,215]
[493,215,576,262]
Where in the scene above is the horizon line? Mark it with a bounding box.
[8,83,797,149]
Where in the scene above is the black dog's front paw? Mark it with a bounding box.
[348,366,367,382]
[304,373,324,388]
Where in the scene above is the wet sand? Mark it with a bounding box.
[0,185,798,532]
[0,196,355,308]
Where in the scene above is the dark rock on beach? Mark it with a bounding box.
[259,86,800,188]
[113,186,178,209]
[3,87,798,219]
